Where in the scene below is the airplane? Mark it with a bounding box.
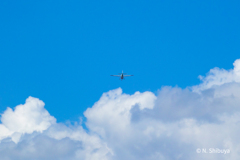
[111,71,133,80]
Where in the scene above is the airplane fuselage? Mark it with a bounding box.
[110,71,133,80]
[121,74,124,79]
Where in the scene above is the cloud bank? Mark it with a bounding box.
[1,59,240,160]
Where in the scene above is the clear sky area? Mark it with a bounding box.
[0,0,239,122]
[0,1,240,159]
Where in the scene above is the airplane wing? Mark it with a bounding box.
[111,75,121,77]
[124,75,134,77]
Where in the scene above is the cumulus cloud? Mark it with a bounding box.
[1,59,240,159]
[192,59,240,92]
[84,89,156,138]
[0,97,56,143]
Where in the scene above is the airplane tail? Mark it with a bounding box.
[119,70,127,74]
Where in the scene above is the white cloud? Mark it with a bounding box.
[192,59,240,92]
[83,84,240,160]
[84,88,157,138]
[1,59,240,159]
[0,96,56,143]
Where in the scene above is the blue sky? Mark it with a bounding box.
[0,0,239,123]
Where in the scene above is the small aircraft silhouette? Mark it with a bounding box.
[111,71,133,80]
